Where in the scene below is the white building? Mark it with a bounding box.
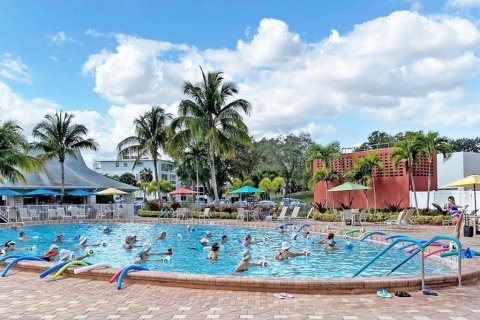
[437,152,480,188]
[92,158,182,200]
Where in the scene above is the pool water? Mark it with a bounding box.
[0,223,449,278]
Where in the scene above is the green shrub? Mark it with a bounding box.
[138,209,164,217]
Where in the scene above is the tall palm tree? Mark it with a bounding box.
[175,67,252,202]
[0,120,42,184]
[117,106,172,201]
[306,142,342,208]
[391,140,421,213]
[357,152,383,211]
[139,168,153,183]
[32,112,98,199]
[416,131,452,209]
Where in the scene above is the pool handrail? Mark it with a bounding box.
[352,236,421,277]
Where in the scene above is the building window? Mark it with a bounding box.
[95,162,102,170]
[161,174,168,180]
[137,161,143,167]
[124,162,128,167]
[115,162,119,167]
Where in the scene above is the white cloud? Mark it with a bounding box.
[49,31,76,46]
[0,54,31,84]
[82,12,480,141]
[447,0,480,8]
[85,28,104,38]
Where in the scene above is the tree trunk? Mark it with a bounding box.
[372,173,377,213]
[209,142,220,202]
[325,181,329,209]
[60,159,65,203]
[195,156,200,201]
[364,190,369,210]
[153,157,161,203]
[426,162,432,211]
[409,169,419,214]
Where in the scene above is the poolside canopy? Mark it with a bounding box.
[0,189,22,196]
[168,187,197,195]
[327,182,371,192]
[230,186,266,194]
[96,188,128,195]
[67,189,94,196]
[25,189,62,196]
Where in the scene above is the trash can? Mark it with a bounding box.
[464,225,474,237]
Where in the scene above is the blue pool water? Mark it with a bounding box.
[0,223,449,278]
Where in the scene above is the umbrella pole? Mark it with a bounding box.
[475,184,477,213]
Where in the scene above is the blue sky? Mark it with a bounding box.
[1,0,480,163]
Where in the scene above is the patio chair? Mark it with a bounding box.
[250,208,261,221]
[276,207,289,222]
[77,207,87,219]
[374,209,411,230]
[403,208,419,229]
[433,203,453,226]
[332,209,342,224]
[47,209,57,220]
[288,206,301,221]
[356,209,367,226]
[176,208,187,220]
[199,207,210,219]
[7,208,17,222]
[18,208,32,222]
[29,209,39,221]
[114,207,126,219]
[236,208,245,221]
[342,209,354,226]
[56,207,71,220]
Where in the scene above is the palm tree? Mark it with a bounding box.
[175,67,252,202]
[259,176,285,200]
[139,168,153,183]
[416,132,452,209]
[32,112,98,199]
[0,120,42,184]
[356,152,383,211]
[306,142,342,208]
[117,106,172,201]
[391,140,421,213]
[147,179,173,201]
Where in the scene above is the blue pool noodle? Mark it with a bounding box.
[2,256,46,277]
[117,265,148,290]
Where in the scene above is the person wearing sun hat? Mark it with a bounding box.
[76,236,88,249]
[275,241,309,261]
[0,240,16,256]
[42,244,59,261]
[57,249,88,264]
[53,233,63,243]
[233,249,265,272]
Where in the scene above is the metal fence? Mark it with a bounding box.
[0,204,136,223]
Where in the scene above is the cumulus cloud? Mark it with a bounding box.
[0,54,31,84]
[49,31,76,46]
[83,12,480,141]
[447,0,480,8]
[85,28,104,38]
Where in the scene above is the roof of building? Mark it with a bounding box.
[0,151,138,192]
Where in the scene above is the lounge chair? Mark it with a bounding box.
[176,208,187,220]
[276,207,289,222]
[374,209,413,230]
[18,208,32,222]
[333,209,342,224]
[56,207,71,220]
[199,207,210,219]
[76,208,87,219]
[288,206,301,221]
[342,209,354,226]
[250,208,261,221]
[29,209,39,221]
[403,208,419,229]
[7,209,17,222]
[236,208,245,221]
[47,209,57,220]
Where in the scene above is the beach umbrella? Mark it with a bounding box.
[67,189,94,196]
[0,189,22,196]
[445,175,480,212]
[25,189,62,196]
[230,186,266,194]
[168,187,197,195]
[96,188,128,196]
[328,182,371,208]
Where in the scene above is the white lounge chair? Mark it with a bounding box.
[7,209,17,222]
[199,207,210,219]
[288,206,301,221]
[114,207,126,219]
[276,207,289,222]
[175,208,187,220]
[18,208,32,221]
[47,209,57,220]
[56,207,71,220]
[237,208,245,221]
[73,207,87,219]
[29,209,39,221]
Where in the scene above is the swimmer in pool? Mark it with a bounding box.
[42,244,59,261]
[317,232,339,251]
[18,231,27,241]
[275,241,309,261]
[208,242,220,260]
[242,234,266,247]
[57,249,88,264]
[53,233,63,243]
[0,240,16,256]
[123,236,141,249]
[221,235,228,244]
[157,231,167,240]
[133,244,172,264]
[233,249,265,272]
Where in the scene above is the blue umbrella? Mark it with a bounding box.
[230,186,266,194]
[67,189,93,196]
[0,189,22,196]
[25,189,62,196]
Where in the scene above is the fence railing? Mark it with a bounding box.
[0,204,136,222]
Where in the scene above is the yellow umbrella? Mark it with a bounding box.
[96,188,128,195]
[445,175,480,211]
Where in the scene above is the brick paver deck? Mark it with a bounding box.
[1,270,480,319]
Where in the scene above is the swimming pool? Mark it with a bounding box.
[0,223,449,278]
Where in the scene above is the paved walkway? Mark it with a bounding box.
[1,271,480,319]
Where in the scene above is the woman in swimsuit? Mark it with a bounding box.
[275,241,308,261]
[447,196,463,239]
[233,249,264,272]
[208,242,220,260]
[242,234,265,247]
